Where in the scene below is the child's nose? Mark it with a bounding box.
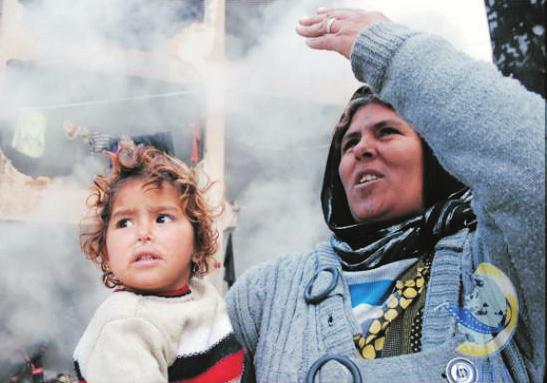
[137,222,154,242]
[138,232,153,242]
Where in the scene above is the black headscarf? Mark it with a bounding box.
[321,86,475,269]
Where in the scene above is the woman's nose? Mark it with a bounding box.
[353,137,377,160]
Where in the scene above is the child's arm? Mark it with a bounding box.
[81,318,170,383]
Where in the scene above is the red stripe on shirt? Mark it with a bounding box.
[174,349,244,383]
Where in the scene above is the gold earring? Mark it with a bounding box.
[101,262,120,288]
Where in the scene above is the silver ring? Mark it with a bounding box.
[325,17,336,34]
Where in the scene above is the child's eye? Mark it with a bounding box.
[156,214,173,224]
[116,218,132,228]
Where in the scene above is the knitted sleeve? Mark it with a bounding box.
[351,21,544,381]
[83,318,169,383]
[225,263,268,356]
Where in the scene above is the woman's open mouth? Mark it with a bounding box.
[358,174,381,184]
[355,171,383,188]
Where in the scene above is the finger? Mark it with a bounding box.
[298,14,324,26]
[304,35,337,51]
[296,18,331,38]
[326,18,340,34]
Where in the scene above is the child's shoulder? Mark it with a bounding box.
[92,290,146,322]
[87,282,224,333]
[74,291,149,359]
[82,290,190,341]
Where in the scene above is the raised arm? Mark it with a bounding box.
[353,17,544,375]
[298,8,545,380]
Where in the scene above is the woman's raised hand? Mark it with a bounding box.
[296,8,389,59]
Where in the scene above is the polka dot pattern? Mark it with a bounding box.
[353,261,431,360]
[410,307,424,353]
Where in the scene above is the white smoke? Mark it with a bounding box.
[0,0,491,377]
[222,0,491,274]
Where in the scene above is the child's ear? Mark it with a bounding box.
[101,257,110,271]
[190,255,201,273]
[101,252,111,269]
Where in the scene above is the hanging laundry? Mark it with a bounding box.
[63,120,116,153]
[224,232,236,288]
[11,109,47,158]
[63,120,90,141]
[64,120,175,157]
[89,132,116,153]
[132,132,174,154]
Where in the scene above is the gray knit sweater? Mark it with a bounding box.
[226,22,545,383]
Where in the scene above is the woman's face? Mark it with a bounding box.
[338,103,424,223]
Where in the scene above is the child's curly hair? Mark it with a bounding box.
[80,138,218,288]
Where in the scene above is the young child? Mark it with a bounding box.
[73,140,245,383]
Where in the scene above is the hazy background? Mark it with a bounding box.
[0,0,491,377]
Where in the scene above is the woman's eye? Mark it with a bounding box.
[116,218,132,228]
[342,138,357,152]
[379,127,399,137]
[156,214,173,224]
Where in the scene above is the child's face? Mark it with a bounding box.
[105,177,195,293]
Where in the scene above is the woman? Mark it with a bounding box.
[226,8,544,383]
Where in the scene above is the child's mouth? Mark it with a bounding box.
[133,251,162,265]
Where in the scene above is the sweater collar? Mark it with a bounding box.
[114,284,191,298]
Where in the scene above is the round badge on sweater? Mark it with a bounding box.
[445,263,518,357]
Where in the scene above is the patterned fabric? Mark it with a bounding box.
[409,307,424,353]
[344,258,417,334]
[88,132,116,153]
[353,257,432,359]
[167,333,244,383]
[330,189,476,272]
[330,189,475,360]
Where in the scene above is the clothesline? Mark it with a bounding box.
[15,89,330,153]
[224,136,329,152]
[18,90,195,111]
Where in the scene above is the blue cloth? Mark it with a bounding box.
[344,258,417,333]
[348,280,393,306]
